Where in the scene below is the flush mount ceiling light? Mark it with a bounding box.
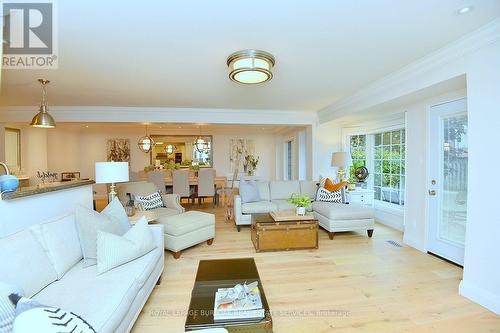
[30,79,56,128]
[227,49,275,84]
[138,125,154,153]
[457,6,473,14]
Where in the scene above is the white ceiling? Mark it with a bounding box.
[1,0,499,111]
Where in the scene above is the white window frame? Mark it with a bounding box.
[343,123,406,211]
[283,138,295,180]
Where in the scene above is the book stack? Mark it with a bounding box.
[213,282,264,321]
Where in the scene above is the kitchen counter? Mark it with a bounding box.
[1,179,95,200]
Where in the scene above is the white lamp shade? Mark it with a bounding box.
[95,162,129,184]
[331,152,352,168]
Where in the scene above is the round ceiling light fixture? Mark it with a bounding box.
[227,49,275,84]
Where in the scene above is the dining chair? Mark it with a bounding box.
[147,170,167,194]
[197,168,216,207]
[173,169,192,205]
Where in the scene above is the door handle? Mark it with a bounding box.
[428,190,436,196]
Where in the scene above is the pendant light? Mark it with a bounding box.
[138,125,154,153]
[165,144,176,154]
[193,126,209,153]
[30,79,56,128]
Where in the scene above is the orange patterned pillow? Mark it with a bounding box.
[324,178,348,192]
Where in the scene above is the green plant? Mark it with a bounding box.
[287,193,312,208]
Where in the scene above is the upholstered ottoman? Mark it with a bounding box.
[312,201,375,239]
[159,211,215,259]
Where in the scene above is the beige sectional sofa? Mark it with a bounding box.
[234,180,375,238]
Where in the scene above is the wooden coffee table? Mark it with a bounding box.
[185,258,272,332]
[251,212,318,252]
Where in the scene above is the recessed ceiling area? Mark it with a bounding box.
[1,0,499,111]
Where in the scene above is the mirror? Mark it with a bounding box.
[150,135,213,168]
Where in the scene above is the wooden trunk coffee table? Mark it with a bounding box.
[251,211,318,252]
[185,258,273,332]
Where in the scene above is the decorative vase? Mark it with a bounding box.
[0,175,19,193]
[296,206,306,216]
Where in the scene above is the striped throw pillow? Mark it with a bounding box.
[316,187,345,203]
[134,191,164,210]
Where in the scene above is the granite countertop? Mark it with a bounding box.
[1,180,95,200]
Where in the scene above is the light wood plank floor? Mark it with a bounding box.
[131,205,500,333]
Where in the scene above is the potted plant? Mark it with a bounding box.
[287,193,312,216]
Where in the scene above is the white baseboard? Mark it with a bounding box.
[403,234,426,252]
[459,280,500,315]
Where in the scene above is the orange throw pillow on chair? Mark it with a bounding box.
[324,178,348,192]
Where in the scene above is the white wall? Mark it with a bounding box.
[21,127,48,182]
[314,122,342,181]
[459,41,500,315]
[0,124,5,166]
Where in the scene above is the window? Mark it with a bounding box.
[284,140,293,180]
[349,135,366,180]
[373,129,405,206]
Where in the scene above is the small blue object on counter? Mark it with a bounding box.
[0,174,19,193]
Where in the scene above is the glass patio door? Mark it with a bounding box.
[427,98,468,265]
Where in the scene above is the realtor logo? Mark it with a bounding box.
[2,1,58,69]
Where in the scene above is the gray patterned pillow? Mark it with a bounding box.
[315,187,345,203]
[134,191,164,210]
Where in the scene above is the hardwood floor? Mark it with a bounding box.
[131,205,500,333]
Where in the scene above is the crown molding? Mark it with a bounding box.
[318,18,500,123]
[0,106,317,125]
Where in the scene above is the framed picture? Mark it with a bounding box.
[61,172,81,182]
[107,138,130,162]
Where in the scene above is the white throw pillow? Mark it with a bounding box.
[0,230,58,297]
[75,205,128,267]
[239,180,261,203]
[102,197,132,231]
[11,296,96,333]
[0,282,24,333]
[96,217,155,275]
[33,215,83,279]
[134,191,164,210]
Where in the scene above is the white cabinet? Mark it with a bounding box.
[346,189,374,207]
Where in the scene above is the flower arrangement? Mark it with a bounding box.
[287,193,312,216]
[245,155,259,176]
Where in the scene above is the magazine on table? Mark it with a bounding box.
[213,281,264,321]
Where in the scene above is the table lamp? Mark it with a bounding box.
[331,152,352,182]
[95,162,129,202]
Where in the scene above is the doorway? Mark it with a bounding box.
[427,98,468,265]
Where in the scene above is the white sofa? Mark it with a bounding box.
[0,213,165,333]
[234,180,375,238]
